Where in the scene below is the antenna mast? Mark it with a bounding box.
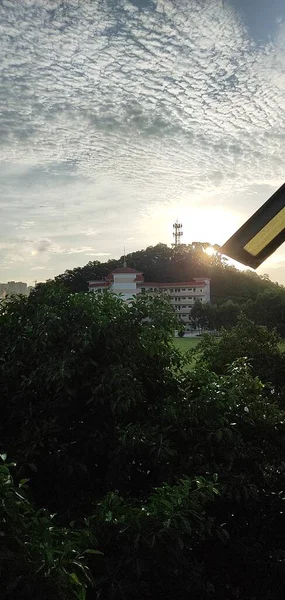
[173,220,183,246]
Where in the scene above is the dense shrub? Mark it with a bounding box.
[195,315,285,394]
[0,456,100,600]
[1,291,285,598]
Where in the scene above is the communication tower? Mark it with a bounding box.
[173,220,183,246]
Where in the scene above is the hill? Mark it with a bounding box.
[53,242,283,304]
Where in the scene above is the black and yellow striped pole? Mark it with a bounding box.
[219,183,285,269]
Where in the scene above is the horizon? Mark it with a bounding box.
[1,0,285,285]
[0,240,269,288]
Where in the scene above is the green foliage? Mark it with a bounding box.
[0,457,101,600]
[49,241,285,333]
[37,242,285,334]
[190,300,243,331]
[2,291,285,598]
[195,315,285,392]
[243,289,285,336]
[178,322,185,337]
[52,243,282,305]
[0,289,181,515]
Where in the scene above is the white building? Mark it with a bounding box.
[88,267,210,323]
[0,281,28,297]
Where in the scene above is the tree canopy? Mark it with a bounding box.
[1,288,285,599]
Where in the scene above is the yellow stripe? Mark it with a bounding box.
[244,207,285,256]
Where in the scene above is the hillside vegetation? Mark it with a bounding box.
[53,243,283,304]
[45,242,285,335]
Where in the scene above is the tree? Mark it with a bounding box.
[243,290,285,336]
[2,292,285,598]
[189,299,206,329]
[190,302,220,331]
[195,314,285,393]
[217,299,240,329]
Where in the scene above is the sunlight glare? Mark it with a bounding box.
[141,202,243,248]
[205,246,216,257]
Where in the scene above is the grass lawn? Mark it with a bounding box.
[173,337,200,353]
[174,336,285,354]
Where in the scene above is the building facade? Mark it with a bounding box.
[88,267,210,323]
[0,281,29,297]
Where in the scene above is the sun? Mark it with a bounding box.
[205,246,216,257]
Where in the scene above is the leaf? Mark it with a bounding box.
[70,572,81,585]
[28,463,37,473]
[6,575,23,593]
[0,453,7,462]
[217,527,230,544]
[19,478,30,487]
[73,561,95,587]
[215,430,223,443]
[83,549,104,555]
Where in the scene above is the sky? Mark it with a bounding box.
[1,0,285,285]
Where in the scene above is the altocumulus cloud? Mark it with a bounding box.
[0,0,285,282]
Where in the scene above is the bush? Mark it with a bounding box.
[195,314,285,393]
[1,292,285,598]
[0,289,181,515]
[0,456,101,600]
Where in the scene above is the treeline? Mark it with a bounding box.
[1,289,285,598]
[191,288,285,336]
[53,242,283,304]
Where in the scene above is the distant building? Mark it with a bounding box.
[0,281,29,297]
[88,267,210,323]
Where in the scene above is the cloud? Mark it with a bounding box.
[67,247,99,254]
[32,239,52,256]
[85,252,111,257]
[0,243,15,250]
[0,0,285,283]
[16,221,36,231]
[31,266,50,271]
[82,228,101,237]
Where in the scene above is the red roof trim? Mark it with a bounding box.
[137,282,206,288]
[89,278,208,289]
[89,282,109,288]
[111,267,143,274]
